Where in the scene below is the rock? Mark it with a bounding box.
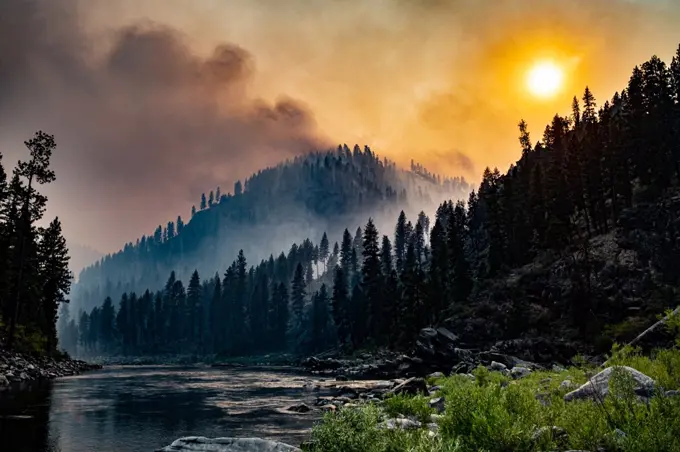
[510,366,532,379]
[320,405,336,412]
[428,385,441,395]
[489,361,507,372]
[564,366,656,402]
[380,418,422,430]
[156,437,302,451]
[435,327,459,344]
[614,428,627,439]
[552,364,566,373]
[665,390,680,398]
[429,397,445,413]
[286,403,311,413]
[559,380,574,391]
[387,377,428,396]
[0,375,9,386]
[335,375,348,381]
[428,372,445,379]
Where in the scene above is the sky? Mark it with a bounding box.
[1,0,679,259]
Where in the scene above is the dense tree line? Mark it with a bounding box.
[72,145,470,315]
[0,132,72,355]
[66,45,680,357]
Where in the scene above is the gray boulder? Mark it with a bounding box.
[0,375,9,386]
[387,377,428,396]
[156,437,301,452]
[564,366,656,402]
[380,418,422,430]
[429,396,445,413]
[489,361,507,372]
[510,366,531,379]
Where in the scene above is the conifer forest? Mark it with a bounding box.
[53,46,680,361]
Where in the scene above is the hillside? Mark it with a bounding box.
[65,45,680,364]
[71,145,469,313]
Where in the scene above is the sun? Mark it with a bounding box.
[526,60,564,98]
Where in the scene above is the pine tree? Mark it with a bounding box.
[290,263,306,329]
[311,284,331,352]
[200,193,207,210]
[361,218,382,343]
[331,266,350,346]
[319,232,330,273]
[187,270,202,349]
[340,229,353,276]
[394,211,408,273]
[6,131,58,350]
[38,217,72,353]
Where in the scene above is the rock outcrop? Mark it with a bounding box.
[157,437,301,452]
[564,366,656,402]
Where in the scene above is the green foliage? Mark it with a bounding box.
[309,405,460,452]
[383,394,433,424]
[312,350,680,452]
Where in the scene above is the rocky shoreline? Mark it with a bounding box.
[0,349,102,388]
[300,326,588,380]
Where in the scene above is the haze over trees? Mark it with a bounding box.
[0,132,72,355]
[71,145,470,314]
[63,44,680,360]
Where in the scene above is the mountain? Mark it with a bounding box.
[66,45,680,363]
[71,145,470,313]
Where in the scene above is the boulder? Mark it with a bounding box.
[564,366,656,402]
[428,372,445,379]
[489,361,507,372]
[156,437,301,452]
[559,380,574,391]
[387,377,428,396]
[429,396,445,413]
[286,403,311,413]
[510,366,532,379]
[0,375,9,386]
[380,418,422,430]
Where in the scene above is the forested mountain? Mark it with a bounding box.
[65,45,680,362]
[71,146,470,313]
[0,132,72,355]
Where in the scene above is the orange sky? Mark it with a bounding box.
[85,0,679,174]
[1,0,679,255]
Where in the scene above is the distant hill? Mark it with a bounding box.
[71,144,470,312]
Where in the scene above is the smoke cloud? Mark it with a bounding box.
[1,0,679,255]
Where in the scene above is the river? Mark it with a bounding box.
[0,365,329,452]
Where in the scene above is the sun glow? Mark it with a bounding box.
[526,60,564,98]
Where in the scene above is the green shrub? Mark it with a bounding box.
[383,394,433,423]
[310,355,680,452]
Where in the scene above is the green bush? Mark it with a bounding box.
[383,394,433,423]
[310,352,680,452]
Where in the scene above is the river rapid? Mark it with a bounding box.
[0,365,330,452]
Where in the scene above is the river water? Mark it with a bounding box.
[0,365,329,452]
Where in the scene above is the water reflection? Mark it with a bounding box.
[0,366,328,452]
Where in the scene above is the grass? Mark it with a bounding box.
[307,346,680,452]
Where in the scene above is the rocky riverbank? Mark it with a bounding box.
[300,327,591,380]
[0,349,102,387]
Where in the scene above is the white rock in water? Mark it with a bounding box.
[156,437,302,452]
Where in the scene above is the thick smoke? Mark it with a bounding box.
[0,0,328,253]
[2,0,679,257]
